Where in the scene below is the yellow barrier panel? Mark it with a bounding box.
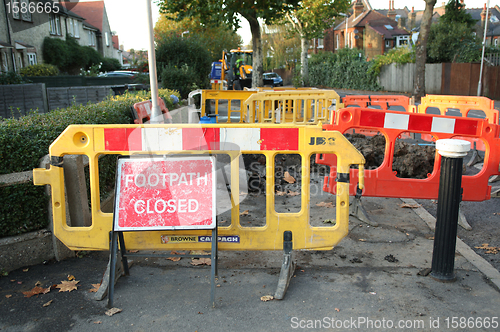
[243,90,342,124]
[198,90,256,123]
[418,95,499,124]
[190,89,343,125]
[33,123,364,252]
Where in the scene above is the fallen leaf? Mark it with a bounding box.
[359,239,366,242]
[323,219,336,225]
[284,171,296,184]
[23,268,29,272]
[5,295,12,298]
[288,191,300,196]
[276,190,286,196]
[260,295,274,302]
[167,257,181,262]
[93,321,102,324]
[240,210,249,216]
[400,203,421,209]
[22,286,51,298]
[189,250,209,256]
[89,284,101,293]
[335,308,340,312]
[56,280,79,292]
[369,292,376,295]
[105,308,122,317]
[129,250,139,253]
[67,275,75,281]
[475,243,500,254]
[190,258,211,266]
[35,281,42,287]
[42,300,53,307]
[198,312,203,314]
[316,202,334,208]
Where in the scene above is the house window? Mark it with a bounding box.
[317,38,324,49]
[68,18,74,36]
[495,39,498,47]
[17,53,24,69]
[74,21,79,38]
[1,52,8,72]
[88,30,96,46]
[49,13,62,35]
[12,1,20,19]
[105,32,110,46]
[385,40,391,48]
[335,34,339,50]
[27,53,37,65]
[21,0,31,22]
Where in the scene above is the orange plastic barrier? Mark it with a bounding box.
[418,95,499,125]
[343,95,411,112]
[316,107,500,201]
[131,98,172,124]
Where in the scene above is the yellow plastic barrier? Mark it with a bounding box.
[33,123,364,252]
[418,95,499,124]
[194,89,255,123]
[243,90,342,124]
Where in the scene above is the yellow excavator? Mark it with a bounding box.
[220,48,253,90]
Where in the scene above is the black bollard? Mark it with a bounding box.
[430,139,470,282]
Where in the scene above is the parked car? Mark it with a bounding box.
[98,71,139,78]
[263,72,283,87]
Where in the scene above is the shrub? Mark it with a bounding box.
[0,89,180,238]
[156,36,211,95]
[20,64,59,77]
[369,47,415,76]
[101,57,122,72]
[0,71,25,84]
[42,37,69,70]
[308,49,380,91]
[161,64,198,98]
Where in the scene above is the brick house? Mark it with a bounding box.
[325,0,410,60]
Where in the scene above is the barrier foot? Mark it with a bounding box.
[491,188,500,197]
[274,231,296,300]
[349,196,378,227]
[466,148,483,168]
[94,246,130,301]
[458,205,472,231]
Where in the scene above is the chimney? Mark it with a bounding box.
[409,6,416,29]
[387,0,396,20]
[353,0,364,18]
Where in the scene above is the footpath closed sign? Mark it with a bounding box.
[113,156,216,231]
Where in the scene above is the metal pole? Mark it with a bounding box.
[477,0,490,96]
[146,0,162,123]
[430,139,470,282]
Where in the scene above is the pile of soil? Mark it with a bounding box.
[345,133,435,179]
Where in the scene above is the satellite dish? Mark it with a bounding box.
[354,35,360,39]
[354,29,359,34]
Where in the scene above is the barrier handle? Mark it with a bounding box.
[358,164,364,191]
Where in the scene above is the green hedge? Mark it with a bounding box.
[0,89,180,238]
[308,49,380,91]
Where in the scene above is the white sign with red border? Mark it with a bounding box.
[113,156,216,231]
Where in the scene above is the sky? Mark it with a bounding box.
[97,0,500,51]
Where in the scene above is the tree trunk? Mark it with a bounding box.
[413,0,437,98]
[248,16,263,88]
[300,37,309,87]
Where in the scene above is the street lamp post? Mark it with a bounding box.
[478,0,490,96]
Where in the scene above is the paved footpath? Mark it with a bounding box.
[1,197,499,332]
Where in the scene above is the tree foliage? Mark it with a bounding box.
[427,21,481,63]
[369,47,415,75]
[262,24,300,71]
[439,0,476,27]
[283,0,350,85]
[158,0,300,87]
[155,13,242,62]
[156,36,212,97]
